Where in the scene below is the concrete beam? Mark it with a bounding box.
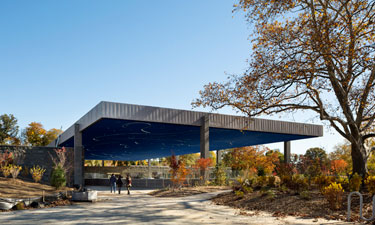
[74,124,84,187]
[200,116,209,159]
[284,141,291,163]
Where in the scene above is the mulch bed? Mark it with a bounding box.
[149,186,231,197]
[211,188,375,223]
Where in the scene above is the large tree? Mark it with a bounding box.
[24,122,62,146]
[0,114,19,145]
[193,0,375,175]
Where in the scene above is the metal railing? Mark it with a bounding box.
[347,191,375,221]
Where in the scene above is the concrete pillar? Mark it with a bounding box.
[200,115,209,181]
[216,150,222,165]
[284,141,291,163]
[74,124,84,188]
[200,115,209,159]
[148,159,152,178]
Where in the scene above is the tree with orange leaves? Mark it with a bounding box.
[194,157,213,181]
[229,146,279,176]
[194,0,375,176]
[330,159,348,176]
[169,154,191,188]
[23,122,62,146]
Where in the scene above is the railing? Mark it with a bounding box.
[347,191,375,221]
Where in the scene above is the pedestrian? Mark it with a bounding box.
[109,174,116,193]
[126,174,132,195]
[117,175,123,194]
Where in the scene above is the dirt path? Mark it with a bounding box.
[0,189,360,225]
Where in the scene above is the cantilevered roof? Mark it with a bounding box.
[55,101,323,161]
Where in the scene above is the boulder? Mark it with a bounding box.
[72,191,97,202]
[0,201,14,210]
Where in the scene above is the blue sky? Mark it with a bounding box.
[0,0,344,154]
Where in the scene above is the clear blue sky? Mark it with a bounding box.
[0,0,344,154]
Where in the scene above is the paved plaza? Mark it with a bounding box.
[0,188,358,225]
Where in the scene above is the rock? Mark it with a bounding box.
[30,201,44,208]
[12,202,25,210]
[0,201,14,210]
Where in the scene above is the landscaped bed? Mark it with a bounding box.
[0,177,73,211]
[0,177,71,198]
[149,186,231,197]
[150,185,375,223]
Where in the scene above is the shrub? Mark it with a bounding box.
[21,165,29,177]
[291,174,309,191]
[213,163,227,186]
[267,175,275,187]
[0,150,13,167]
[299,191,311,200]
[50,166,66,189]
[349,173,362,192]
[278,184,288,192]
[242,185,253,194]
[9,164,22,179]
[280,175,292,187]
[323,182,344,210]
[30,165,46,183]
[235,190,244,197]
[335,176,349,191]
[315,175,333,192]
[265,189,276,199]
[365,176,375,195]
[1,165,11,178]
[256,176,268,187]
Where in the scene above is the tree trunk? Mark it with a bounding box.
[351,143,368,176]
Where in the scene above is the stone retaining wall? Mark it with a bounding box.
[0,145,74,185]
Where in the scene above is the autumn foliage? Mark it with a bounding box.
[0,150,13,167]
[194,0,375,176]
[330,159,348,176]
[169,154,191,188]
[228,146,279,176]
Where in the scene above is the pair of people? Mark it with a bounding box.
[109,174,132,195]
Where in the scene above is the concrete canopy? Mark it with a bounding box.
[54,101,323,161]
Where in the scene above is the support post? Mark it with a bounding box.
[74,124,84,188]
[200,115,209,159]
[216,150,222,165]
[284,141,291,164]
[148,159,152,179]
[200,115,209,182]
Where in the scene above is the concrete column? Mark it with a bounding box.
[216,150,222,165]
[200,115,209,159]
[74,124,84,188]
[148,159,152,178]
[284,141,291,163]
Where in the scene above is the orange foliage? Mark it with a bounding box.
[0,150,13,167]
[169,154,191,188]
[330,159,348,175]
[194,158,213,171]
[230,146,279,176]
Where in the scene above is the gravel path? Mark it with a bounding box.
[0,188,361,225]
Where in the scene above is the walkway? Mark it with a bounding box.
[0,187,359,225]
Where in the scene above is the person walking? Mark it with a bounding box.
[109,174,117,193]
[126,174,132,195]
[117,175,123,194]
